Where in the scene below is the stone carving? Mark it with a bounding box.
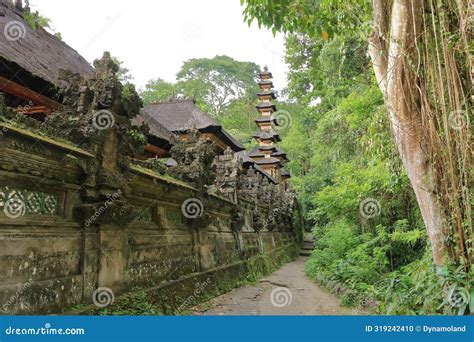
[169,128,218,191]
[237,167,260,202]
[213,147,241,202]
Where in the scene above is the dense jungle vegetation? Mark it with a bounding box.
[140,1,472,315]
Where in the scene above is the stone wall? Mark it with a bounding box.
[0,122,301,314]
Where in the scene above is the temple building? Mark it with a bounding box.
[140,99,245,154]
[0,0,175,158]
[248,66,290,184]
[0,0,93,119]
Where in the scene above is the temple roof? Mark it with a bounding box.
[258,70,273,79]
[253,130,281,142]
[235,151,278,184]
[256,102,277,111]
[254,157,281,165]
[271,147,287,160]
[255,117,277,125]
[247,147,265,158]
[281,168,291,178]
[256,90,277,99]
[0,0,94,87]
[141,99,244,152]
[257,145,277,152]
[257,80,273,87]
[132,110,175,147]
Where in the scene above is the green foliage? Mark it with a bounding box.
[140,78,178,105]
[23,11,51,31]
[93,290,163,315]
[241,0,372,40]
[140,55,260,118]
[239,6,452,313]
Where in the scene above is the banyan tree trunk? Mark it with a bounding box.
[368,0,448,267]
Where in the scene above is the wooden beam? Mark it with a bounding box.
[13,105,52,115]
[0,76,61,111]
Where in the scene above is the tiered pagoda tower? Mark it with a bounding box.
[248,66,290,185]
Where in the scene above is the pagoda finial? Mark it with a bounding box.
[263,65,268,72]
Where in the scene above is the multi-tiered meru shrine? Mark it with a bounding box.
[247,66,290,187]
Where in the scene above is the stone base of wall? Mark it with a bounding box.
[68,244,299,315]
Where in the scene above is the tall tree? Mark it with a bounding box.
[241,0,472,271]
[140,55,260,118]
[176,55,260,117]
[140,78,178,105]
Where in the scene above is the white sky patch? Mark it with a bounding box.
[29,0,289,92]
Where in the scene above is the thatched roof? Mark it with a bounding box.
[254,157,281,165]
[271,147,287,159]
[253,129,281,142]
[256,102,276,111]
[255,116,277,125]
[142,99,244,152]
[132,110,174,149]
[256,90,276,99]
[0,0,93,87]
[281,168,291,178]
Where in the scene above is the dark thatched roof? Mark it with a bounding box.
[255,116,277,126]
[256,90,276,99]
[258,70,273,79]
[256,102,276,111]
[271,147,287,159]
[254,157,281,165]
[132,110,175,147]
[253,129,281,142]
[247,147,264,158]
[258,80,273,87]
[281,168,291,178]
[0,0,93,87]
[142,99,244,152]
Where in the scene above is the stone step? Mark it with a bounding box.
[301,242,314,249]
[299,250,312,256]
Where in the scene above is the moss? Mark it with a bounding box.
[69,245,299,316]
[130,164,198,190]
[0,121,93,157]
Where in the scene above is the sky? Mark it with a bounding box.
[29,0,289,92]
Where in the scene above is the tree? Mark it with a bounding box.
[241,0,472,272]
[140,55,260,118]
[140,78,178,105]
[176,55,260,117]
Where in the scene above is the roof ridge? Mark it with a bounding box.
[150,98,196,105]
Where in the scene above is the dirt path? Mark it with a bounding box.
[192,257,367,315]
